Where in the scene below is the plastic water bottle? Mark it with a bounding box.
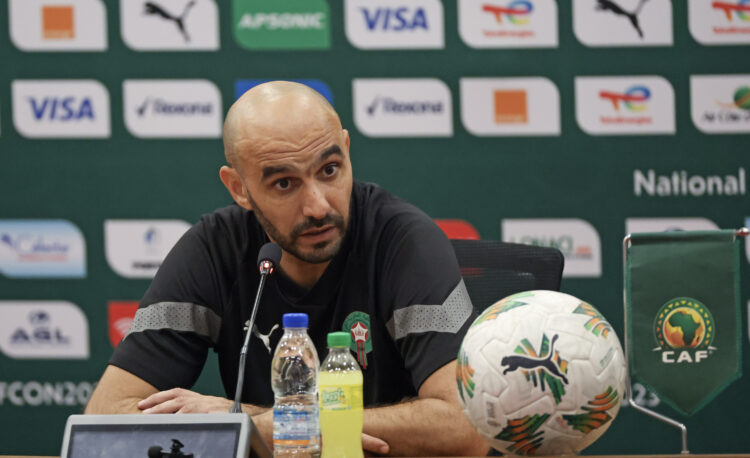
[271,313,320,457]
[318,332,364,458]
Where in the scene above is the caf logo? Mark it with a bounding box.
[653,297,715,364]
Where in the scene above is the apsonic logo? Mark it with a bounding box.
[458,0,558,48]
[0,220,86,278]
[653,297,716,364]
[691,74,750,134]
[573,0,673,47]
[460,77,560,136]
[353,78,453,137]
[689,0,750,44]
[9,0,107,51]
[233,0,330,50]
[0,301,89,359]
[124,80,222,138]
[104,220,190,278]
[502,218,602,278]
[575,76,675,135]
[746,218,750,265]
[0,380,95,407]
[345,0,444,49]
[120,0,219,51]
[625,217,719,235]
[12,80,110,138]
[108,301,139,348]
[235,79,333,104]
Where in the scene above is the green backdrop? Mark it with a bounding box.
[1,1,748,455]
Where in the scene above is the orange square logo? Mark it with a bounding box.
[42,5,75,40]
[494,90,528,124]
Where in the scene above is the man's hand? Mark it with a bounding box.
[138,388,233,414]
[362,433,389,455]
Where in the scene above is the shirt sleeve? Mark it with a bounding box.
[108,220,229,391]
[379,204,476,391]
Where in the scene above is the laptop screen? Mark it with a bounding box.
[66,422,241,458]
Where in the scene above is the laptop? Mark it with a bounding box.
[60,413,271,458]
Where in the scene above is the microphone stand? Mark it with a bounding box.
[230,259,274,414]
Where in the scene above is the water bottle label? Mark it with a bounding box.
[273,405,321,447]
[320,385,362,411]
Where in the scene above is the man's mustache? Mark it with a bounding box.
[290,213,345,239]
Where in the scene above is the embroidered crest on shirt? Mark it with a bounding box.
[343,311,372,369]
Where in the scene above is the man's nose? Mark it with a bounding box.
[301,184,331,220]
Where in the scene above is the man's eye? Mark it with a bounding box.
[323,164,338,176]
[275,178,290,190]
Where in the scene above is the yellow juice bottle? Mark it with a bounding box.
[319,332,364,458]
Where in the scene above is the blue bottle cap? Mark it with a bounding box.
[283,313,308,328]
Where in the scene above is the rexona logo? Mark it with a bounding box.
[353,79,452,137]
[9,0,107,51]
[124,80,222,138]
[460,77,560,136]
[233,0,330,50]
[0,220,86,278]
[575,76,675,135]
[458,0,558,48]
[12,80,110,138]
[691,75,750,134]
[625,217,719,235]
[0,301,89,359]
[689,0,750,45]
[345,0,444,49]
[746,218,750,264]
[108,301,139,348]
[104,220,191,278]
[653,297,716,364]
[501,218,602,278]
[633,168,746,197]
[573,0,673,47]
[120,0,219,51]
[235,79,333,104]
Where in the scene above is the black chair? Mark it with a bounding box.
[450,239,565,312]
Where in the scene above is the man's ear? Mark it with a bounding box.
[219,166,253,211]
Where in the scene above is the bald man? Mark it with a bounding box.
[86,82,488,456]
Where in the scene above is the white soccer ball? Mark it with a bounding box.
[456,290,627,455]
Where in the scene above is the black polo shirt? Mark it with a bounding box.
[110,181,475,407]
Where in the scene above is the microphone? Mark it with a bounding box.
[230,242,282,413]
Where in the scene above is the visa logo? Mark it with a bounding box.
[361,7,428,31]
[29,97,94,121]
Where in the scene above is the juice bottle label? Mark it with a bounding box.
[320,385,362,411]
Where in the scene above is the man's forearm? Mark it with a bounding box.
[363,398,489,457]
[85,395,142,414]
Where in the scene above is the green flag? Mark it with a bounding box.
[626,230,742,416]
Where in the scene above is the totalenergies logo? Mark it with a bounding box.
[599,86,651,112]
[712,0,750,21]
[483,1,533,25]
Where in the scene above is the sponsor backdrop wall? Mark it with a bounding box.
[1,0,749,455]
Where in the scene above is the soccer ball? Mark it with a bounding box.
[456,290,627,455]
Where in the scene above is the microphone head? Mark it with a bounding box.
[257,242,281,272]
[147,446,163,458]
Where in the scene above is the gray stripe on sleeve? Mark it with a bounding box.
[126,302,222,344]
[385,279,474,341]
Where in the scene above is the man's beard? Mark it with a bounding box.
[246,191,347,264]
